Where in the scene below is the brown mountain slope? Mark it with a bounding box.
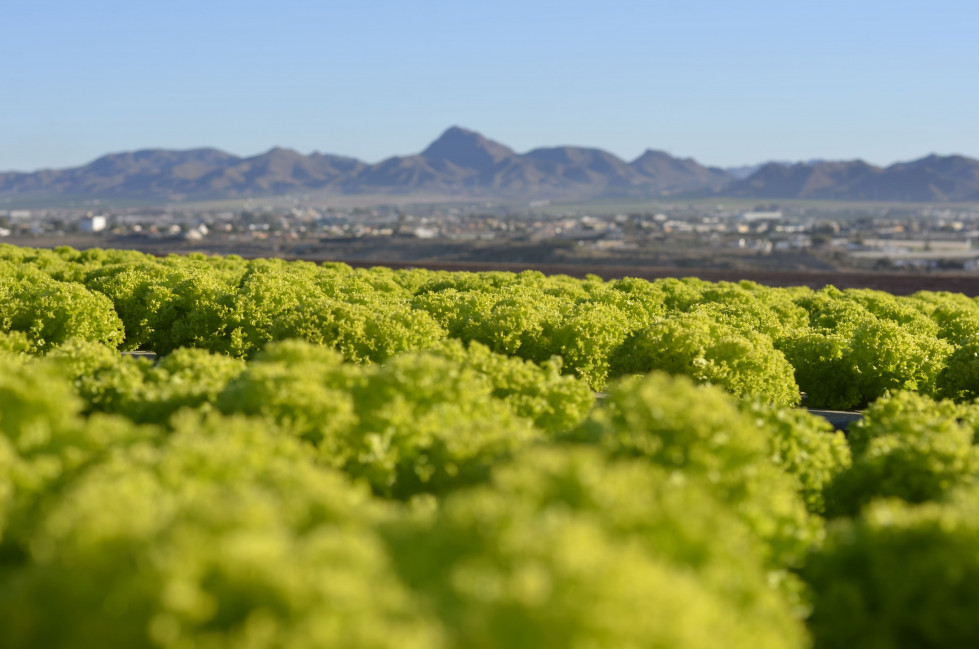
[2,129,976,202]
[630,149,732,194]
[725,155,979,201]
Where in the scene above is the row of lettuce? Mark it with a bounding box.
[3,330,979,648]
[3,244,979,409]
[2,244,979,647]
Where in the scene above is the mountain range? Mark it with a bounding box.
[2,126,978,203]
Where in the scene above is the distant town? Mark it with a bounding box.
[4,198,979,278]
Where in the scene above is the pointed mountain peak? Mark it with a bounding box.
[629,149,683,171]
[259,146,304,158]
[421,126,515,170]
[632,148,672,162]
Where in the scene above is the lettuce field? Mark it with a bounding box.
[3,243,979,647]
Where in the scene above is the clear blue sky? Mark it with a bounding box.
[3,0,977,172]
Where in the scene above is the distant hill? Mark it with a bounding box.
[420,126,515,171]
[348,128,732,200]
[0,127,730,202]
[723,159,826,180]
[631,149,732,193]
[0,147,365,201]
[724,155,979,202]
[1,128,977,203]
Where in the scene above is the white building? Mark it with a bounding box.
[79,215,107,233]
